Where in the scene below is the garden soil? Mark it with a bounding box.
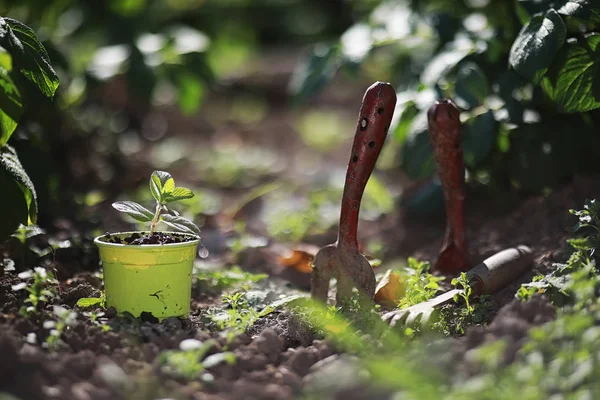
[2,50,600,399]
[0,174,598,399]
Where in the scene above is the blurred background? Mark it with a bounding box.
[3,0,600,265]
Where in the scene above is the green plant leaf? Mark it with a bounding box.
[556,0,600,23]
[0,66,22,145]
[150,170,173,202]
[112,201,153,222]
[541,33,600,113]
[421,39,475,86]
[289,44,341,105]
[176,72,205,115]
[509,9,566,84]
[461,110,498,168]
[0,145,36,242]
[161,214,200,234]
[454,62,489,108]
[399,110,435,180]
[76,297,104,308]
[0,18,59,98]
[163,187,194,203]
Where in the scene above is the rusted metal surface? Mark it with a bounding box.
[428,99,472,275]
[311,81,397,305]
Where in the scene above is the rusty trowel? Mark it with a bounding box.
[381,245,534,328]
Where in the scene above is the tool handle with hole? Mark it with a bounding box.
[337,81,397,249]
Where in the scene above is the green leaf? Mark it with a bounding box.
[421,38,475,86]
[0,18,59,98]
[568,236,593,250]
[150,170,173,202]
[0,66,22,145]
[163,187,194,203]
[454,62,489,108]
[76,297,104,308]
[509,9,566,83]
[289,44,341,105]
[461,110,498,168]
[161,214,200,234]
[0,145,36,242]
[176,72,205,115]
[556,0,600,23]
[112,201,153,222]
[541,33,600,113]
[399,110,435,180]
[392,101,418,146]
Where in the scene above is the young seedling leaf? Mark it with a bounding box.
[161,214,200,234]
[1,18,59,98]
[112,201,154,222]
[76,297,103,308]
[509,9,566,84]
[163,187,194,203]
[150,170,173,202]
[541,33,600,113]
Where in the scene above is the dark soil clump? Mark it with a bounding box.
[103,232,198,245]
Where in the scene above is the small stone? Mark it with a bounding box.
[104,307,117,318]
[93,357,130,392]
[162,316,182,331]
[303,354,367,395]
[285,347,319,376]
[180,338,203,351]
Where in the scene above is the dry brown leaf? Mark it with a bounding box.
[278,246,318,274]
[374,269,407,308]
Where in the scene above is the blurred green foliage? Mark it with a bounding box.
[292,0,600,201]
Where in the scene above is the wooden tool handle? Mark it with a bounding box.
[338,81,397,248]
[468,245,533,295]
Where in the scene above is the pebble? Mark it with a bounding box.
[302,354,367,395]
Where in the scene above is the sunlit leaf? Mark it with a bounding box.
[0,66,22,145]
[163,187,194,203]
[150,170,173,202]
[0,18,59,98]
[112,201,153,222]
[509,9,566,83]
[161,214,200,234]
[76,297,104,308]
[374,269,407,308]
[541,33,600,113]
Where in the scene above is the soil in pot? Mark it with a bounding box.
[103,232,197,245]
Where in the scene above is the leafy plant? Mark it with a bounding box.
[12,266,58,316]
[397,258,444,308]
[112,170,200,235]
[433,273,494,336]
[0,17,60,243]
[292,0,600,200]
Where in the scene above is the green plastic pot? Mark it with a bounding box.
[94,231,200,319]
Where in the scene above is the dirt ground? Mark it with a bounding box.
[1,47,599,400]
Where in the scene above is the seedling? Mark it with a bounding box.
[43,305,78,351]
[12,267,59,316]
[112,170,200,235]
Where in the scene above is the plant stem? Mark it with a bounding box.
[150,201,162,234]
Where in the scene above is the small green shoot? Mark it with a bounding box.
[208,290,276,344]
[397,258,444,308]
[433,273,494,336]
[43,305,78,351]
[76,294,106,309]
[112,170,200,235]
[12,267,58,316]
